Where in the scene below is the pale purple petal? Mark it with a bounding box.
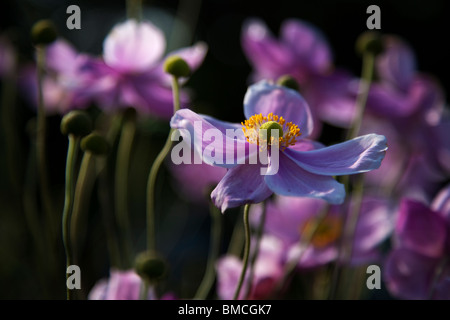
[251,196,327,244]
[264,153,345,204]
[303,71,358,128]
[243,80,314,137]
[431,184,450,220]
[284,134,387,176]
[241,19,295,81]
[396,199,447,258]
[384,248,437,300]
[376,36,416,92]
[367,83,415,117]
[46,39,78,74]
[103,19,165,72]
[216,236,284,300]
[280,19,332,76]
[288,244,338,269]
[352,197,395,253]
[88,269,143,300]
[170,109,254,168]
[216,256,243,300]
[211,164,273,212]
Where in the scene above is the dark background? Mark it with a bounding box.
[0,0,448,299]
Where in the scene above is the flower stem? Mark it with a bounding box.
[36,45,57,246]
[115,113,136,268]
[346,51,375,141]
[244,202,266,299]
[232,203,251,300]
[70,152,95,266]
[194,201,222,300]
[126,0,142,22]
[146,76,181,253]
[62,134,80,300]
[330,51,375,300]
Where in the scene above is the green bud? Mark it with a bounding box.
[60,110,92,137]
[31,20,58,46]
[276,75,299,91]
[355,31,383,56]
[80,132,110,155]
[163,55,190,78]
[259,121,283,145]
[134,251,168,282]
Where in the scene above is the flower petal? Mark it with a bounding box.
[170,109,255,168]
[376,36,416,92]
[103,19,165,72]
[89,269,143,300]
[241,19,295,81]
[396,199,447,258]
[211,164,273,212]
[384,248,437,300]
[431,184,450,221]
[251,195,327,244]
[243,80,314,137]
[284,134,387,176]
[280,19,332,76]
[46,40,79,74]
[352,196,395,253]
[303,71,358,128]
[264,153,345,204]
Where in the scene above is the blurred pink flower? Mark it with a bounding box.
[84,19,207,118]
[384,184,450,300]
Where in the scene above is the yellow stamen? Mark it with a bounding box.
[241,113,301,150]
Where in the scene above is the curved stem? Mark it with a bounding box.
[62,134,80,300]
[146,76,181,252]
[346,52,375,140]
[70,152,95,266]
[115,114,136,268]
[194,202,222,300]
[244,202,266,299]
[232,203,251,300]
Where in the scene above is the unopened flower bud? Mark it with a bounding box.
[276,75,299,91]
[134,251,168,282]
[356,31,383,56]
[80,132,110,155]
[163,55,190,78]
[60,110,92,137]
[31,20,57,46]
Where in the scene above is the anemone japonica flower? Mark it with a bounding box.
[241,18,359,136]
[384,185,450,300]
[170,80,387,212]
[216,235,285,300]
[19,39,97,114]
[83,19,207,118]
[250,195,394,268]
[88,268,175,300]
[361,36,449,197]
